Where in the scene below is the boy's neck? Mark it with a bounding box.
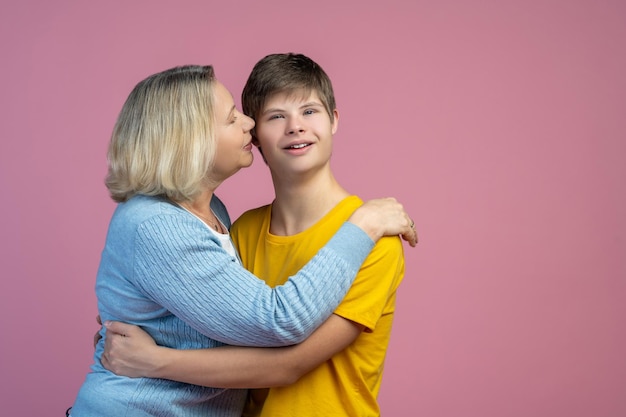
[269,169,350,236]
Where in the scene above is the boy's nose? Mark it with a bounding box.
[286,121,304,135]
[285,114,305,134]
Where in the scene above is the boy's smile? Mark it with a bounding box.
[283,139,314,155]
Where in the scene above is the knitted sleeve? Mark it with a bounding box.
[132,215,374,347]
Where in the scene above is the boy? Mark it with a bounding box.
[234,53,405,416]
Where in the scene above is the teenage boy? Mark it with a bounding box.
[102,53,410,417]
[234,53,405,417]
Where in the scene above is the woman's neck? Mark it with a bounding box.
[176,190,224,233]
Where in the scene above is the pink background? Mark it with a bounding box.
[1,1,624,416]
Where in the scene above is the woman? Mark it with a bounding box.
[68,65,416,416]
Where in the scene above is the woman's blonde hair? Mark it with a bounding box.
[105,65,217,203]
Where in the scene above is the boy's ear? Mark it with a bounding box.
[331,109,339,135]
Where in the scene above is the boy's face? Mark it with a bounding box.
[253,90,339,178]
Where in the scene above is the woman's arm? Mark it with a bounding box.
[102,314,363,388]
[126,198,415,348]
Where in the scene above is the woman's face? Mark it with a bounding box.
[210,81,256,182]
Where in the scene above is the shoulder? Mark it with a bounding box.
[113,195,180,224]
[231,204,271,246]
[344,195,404,257]
[112,195,214,242]
[232,204,271,228]
[317,195,364,225]
[341,195,363,211]
[372,235,404,258]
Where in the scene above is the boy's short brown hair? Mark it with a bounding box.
[242,53,336,127]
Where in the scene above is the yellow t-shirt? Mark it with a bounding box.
[231,196,405,417]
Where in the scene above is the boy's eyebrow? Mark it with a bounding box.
[261,101,324,115]
[300,101,324,108]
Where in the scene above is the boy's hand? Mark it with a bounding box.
[100,321,160,378]
[94,315,103,348]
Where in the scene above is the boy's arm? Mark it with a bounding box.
[102,315,363,388]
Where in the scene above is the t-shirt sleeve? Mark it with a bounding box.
[333,235,405,331]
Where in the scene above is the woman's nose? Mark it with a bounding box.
[243,115,255,131]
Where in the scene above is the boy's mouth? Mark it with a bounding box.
[286,142,312,150]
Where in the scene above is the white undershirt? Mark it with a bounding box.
[208,228,238,259]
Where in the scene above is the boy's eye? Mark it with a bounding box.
[304,109,315,115]
[268,114,284,120]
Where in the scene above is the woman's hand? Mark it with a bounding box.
[348,197,418,247]
[100,321,162,378]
